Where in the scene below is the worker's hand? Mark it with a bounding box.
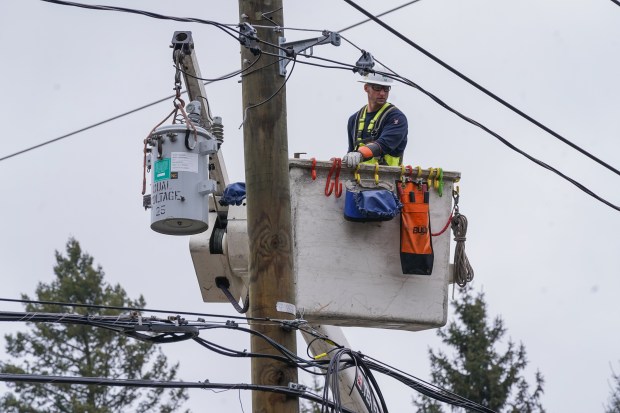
[343,151,363,168]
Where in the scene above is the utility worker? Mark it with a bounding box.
[343,73,408,168]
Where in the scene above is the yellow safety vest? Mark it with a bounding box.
[355,103,402,166]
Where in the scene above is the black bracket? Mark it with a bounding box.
[171,31,194,54]
[353,50,375,76]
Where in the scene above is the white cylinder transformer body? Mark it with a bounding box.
[149,124,217,235]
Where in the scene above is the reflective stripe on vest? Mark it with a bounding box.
[354,103,401,166]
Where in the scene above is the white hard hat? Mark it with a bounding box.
[357,72,393,86]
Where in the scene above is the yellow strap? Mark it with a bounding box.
[374,161,380,184]
[367,103,391,133]
[354,164,361,184]
[356,103,391,137]
[427,167,435,188]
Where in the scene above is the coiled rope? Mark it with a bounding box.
[451,212,474,287]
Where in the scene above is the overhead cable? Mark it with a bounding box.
[0,373,356,413]
[14,2,619,210]
[0,54,276,163]
[0,95,175,162]
[266,40,620,211]
[363,356,498,413]
[264,49,620,211]
[341,0,620,178]
[379,71,620,212]
[40,0,241,40]
[0,296,270,323]
[0,0,419,162]
[0,305,499,411]
[338,0,422,33]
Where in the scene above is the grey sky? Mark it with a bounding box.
[1,0,619,411]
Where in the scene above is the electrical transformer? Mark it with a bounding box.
[146,105,218,235]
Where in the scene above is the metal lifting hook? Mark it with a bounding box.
[324,158,343,197]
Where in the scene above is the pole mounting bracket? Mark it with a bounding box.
[278,30,341,76]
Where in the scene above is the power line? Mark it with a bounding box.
[1,0,406,163]
[338,0,422,33]
[0,94,175,162]
[6,2,618,211]
[377,72,620,212]
[267,47,620,211]
[0,55,274,163]
[0,296,270,323]
[0,303,500,412]
[341,0,620,178]
[611,0,620,6]
[0,373,357,413]
[40,0,241,40]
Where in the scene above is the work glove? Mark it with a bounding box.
[343,151,363,168]
[219,182,246,206]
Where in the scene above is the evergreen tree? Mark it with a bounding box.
[300,371,323,413]
[605,365,620,413]
[0,238,189,413]
[414,286,545,413]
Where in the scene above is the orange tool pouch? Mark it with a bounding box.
[399,181,434,275]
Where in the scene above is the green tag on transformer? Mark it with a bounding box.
[154,158,171,182]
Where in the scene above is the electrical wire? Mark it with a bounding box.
[0,373,357,413]
[338,0,423,33]
[0,94,177,162]
[10,1,616,213]
[40,0,292,57]
[269,37,620,212]
[322,348,388,413]
[342,0,620,178]
[372,70,620,212]
[239,56,297,128]
[0,296,271,324]
[0,306,328,375]
[40,0,241,41]
[0,304,503,412]
[611,0,620,6]
[264,47,620,211]
[0,69,239,163]
[363,355,498,413]
[175,53,263,83]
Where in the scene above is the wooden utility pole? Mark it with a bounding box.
[237,1,299,413]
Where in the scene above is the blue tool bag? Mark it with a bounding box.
[343,180,402,222]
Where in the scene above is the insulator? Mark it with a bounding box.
[186,100,204,127]
[212,116,224,143]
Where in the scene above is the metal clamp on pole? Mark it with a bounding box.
[278,30,341,76]
[239,22,260,55]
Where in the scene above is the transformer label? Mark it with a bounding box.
[151,180,183,217]
[151,180,182,204]
[154,158,171,182]
[171,152,198,173]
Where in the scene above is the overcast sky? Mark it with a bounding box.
[1,0,619,412]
